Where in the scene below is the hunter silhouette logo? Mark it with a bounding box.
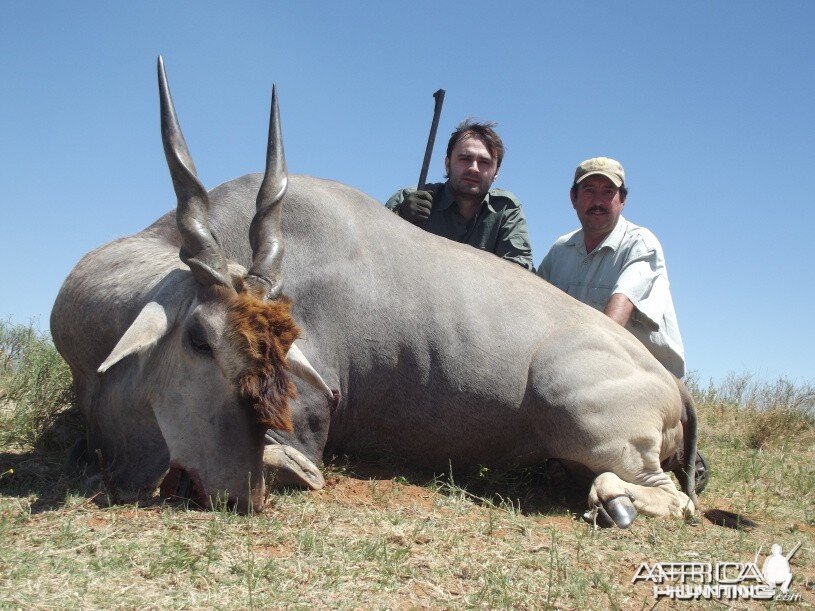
[759,542,800,595]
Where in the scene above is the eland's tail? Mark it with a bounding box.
[674,377,699,507]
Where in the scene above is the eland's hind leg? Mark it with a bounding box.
[525,336,692,527]
[585,437,694,528]
[589,470,694,522]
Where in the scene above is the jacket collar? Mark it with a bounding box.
[438,181,496,214]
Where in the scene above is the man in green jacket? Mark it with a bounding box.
[385,120,535,271]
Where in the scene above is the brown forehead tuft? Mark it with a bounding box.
[226,290,300,431]
[227,291,299,358]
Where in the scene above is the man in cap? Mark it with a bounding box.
[538,157,708,492]
[385,119,534,271]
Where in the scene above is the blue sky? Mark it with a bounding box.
[2,2,813,384]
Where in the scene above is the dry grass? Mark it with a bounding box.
[1,325,814,608]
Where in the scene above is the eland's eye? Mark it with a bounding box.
[187,324,212,356]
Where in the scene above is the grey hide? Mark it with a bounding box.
[51,62,698,525]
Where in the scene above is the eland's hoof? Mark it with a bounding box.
[603,495,637,528]
[264,444,325,490]
[584,496,637,529]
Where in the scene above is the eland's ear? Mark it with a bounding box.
[98,302,172,373]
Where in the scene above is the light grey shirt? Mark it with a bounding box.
[537,216,685,378]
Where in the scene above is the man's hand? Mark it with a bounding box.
[397,190,433,224]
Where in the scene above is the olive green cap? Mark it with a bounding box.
[573,157,625,188]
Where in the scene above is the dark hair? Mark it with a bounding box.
[571,182,628,199]
[445,119,505,171]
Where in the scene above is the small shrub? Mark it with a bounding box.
[0,320,76,450]
[687,371,814,414]
[688,371,815,451]
[745,407,815,450]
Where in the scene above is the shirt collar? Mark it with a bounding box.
[601,215,628,252]
[566,215,628,255]
[439,181,496,214]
